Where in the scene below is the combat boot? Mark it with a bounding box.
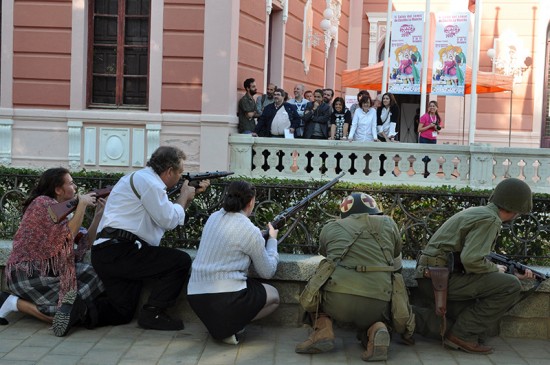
[361,322,390,362]
[295,313,335,354]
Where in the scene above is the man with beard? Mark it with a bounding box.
[238,78,259,134]
[256,83,277,115]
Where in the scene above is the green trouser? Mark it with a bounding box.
[321,291,390,330]
[415,272,522,343]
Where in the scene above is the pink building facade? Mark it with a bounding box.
[0,0,548,171]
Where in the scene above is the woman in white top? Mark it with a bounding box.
[348,94,379,142]
[187,181,279,345]
[376,92,399,142]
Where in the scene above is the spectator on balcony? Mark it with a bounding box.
[348,94,379,142]
[349,90,369,119]
[1,168,113,336]
[288,83,309,118]
[418,101,443,144]
[414,178,534,355]
[302,89,331,139]
[322,88,335,108]
[238,78,260,134]
[254,88,301,137]
[304,90,314,102]
[329,97,351,140]
[187,181,280,345]
[255,83,277,115]
[376,92,400,142]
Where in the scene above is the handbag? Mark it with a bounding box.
[298,229,364,313]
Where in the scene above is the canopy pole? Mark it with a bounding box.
[381,0,393,93]
[508,90,513,147]
[468,0,482,144]
[420,0,431,116]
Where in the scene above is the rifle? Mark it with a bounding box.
[487,252,549,282]
[262,172,346,242]
[166,171,234,197]
[48,186,112,223]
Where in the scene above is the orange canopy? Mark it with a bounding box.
[341,62,513,94]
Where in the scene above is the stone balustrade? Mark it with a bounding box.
[1,240,549,339]
[229,135,550,193]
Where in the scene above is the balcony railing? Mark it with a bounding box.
[229,135,550,193]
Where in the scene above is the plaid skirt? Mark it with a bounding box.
[8,262,105,316]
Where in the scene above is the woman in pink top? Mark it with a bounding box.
[418,101,442,144]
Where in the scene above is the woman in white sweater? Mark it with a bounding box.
[187,181,279,344]
[348,94,379,142]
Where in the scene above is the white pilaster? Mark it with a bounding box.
[68,121,83,170]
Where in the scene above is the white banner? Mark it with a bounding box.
[431,13,470,96]
[388,12,425,94]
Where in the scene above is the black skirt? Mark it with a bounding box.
[187,278,267,340]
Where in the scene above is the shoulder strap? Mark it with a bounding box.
[129,172,141,200]
[365,216,397,268]
[333,226,364,264]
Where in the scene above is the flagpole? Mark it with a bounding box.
[468,0,482,144]
[420,0,431,117]
[382,0,393,93]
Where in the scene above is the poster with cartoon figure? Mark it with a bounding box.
[431,13,469,96]
[388,12,424,94]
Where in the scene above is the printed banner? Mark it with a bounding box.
[388,12,425,94]
[431,12,470,96]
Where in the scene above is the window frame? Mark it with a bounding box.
[86,0,151,109]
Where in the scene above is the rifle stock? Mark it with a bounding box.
[167,171,234,197]
[48,186,112,223]
[261,172,346,242]
[487,252,549,282]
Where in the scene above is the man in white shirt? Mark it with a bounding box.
[91,146,209,331]
[288,84,309,118]
[255,88,301,137]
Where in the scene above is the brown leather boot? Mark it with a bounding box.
[444,334,494,354]
[295,313,335,354]
[361,322,390,362]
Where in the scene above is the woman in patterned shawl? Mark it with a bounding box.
[0,168,107,336]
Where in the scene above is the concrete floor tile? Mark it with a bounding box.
[51,340,96,356]
[36,354,81,365]
[2,346,50,361]
[79,350,124,365]
[121,344,167,361]
[20,334,63,348]
[0,340,22,353]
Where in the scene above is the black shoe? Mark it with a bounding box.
[0,291,10,325]
[52,290,87,337]
[138,307,184,331]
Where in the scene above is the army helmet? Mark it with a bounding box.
[340,193,381,218]
[489,178,532,214]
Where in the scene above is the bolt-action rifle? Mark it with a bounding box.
[487,252,549,282]
[167,171,234,197]
[48,186,113,223]
[262,172,346,243]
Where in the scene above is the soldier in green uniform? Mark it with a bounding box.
[414,178,535,354]
[295,193,404,362]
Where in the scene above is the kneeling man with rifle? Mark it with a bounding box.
[414,178,537,354]
[90,146,212,333]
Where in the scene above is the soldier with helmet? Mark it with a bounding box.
[414,178,535,355]
[295,192,405,362]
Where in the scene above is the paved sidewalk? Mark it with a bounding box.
[0,313,548,365]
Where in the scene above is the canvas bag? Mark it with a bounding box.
[299,230,363,313]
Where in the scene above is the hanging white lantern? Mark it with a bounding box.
[320,19,331,31]
[323,8,334,20]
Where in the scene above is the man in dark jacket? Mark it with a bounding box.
[302,89,331,139]
[255,88,301,137]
